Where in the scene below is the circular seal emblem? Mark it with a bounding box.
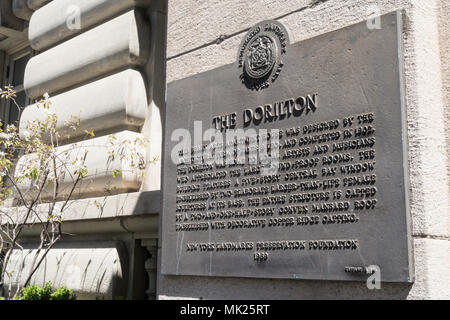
[238,21,292,90]
[245,35,277,79]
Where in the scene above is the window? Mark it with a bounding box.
[1,47,35,126]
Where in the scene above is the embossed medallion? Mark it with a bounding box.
[245,35,277,79]
[238,20,292,90]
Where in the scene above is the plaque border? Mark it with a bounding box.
[159,10,414,283]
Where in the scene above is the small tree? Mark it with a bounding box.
[0,86,150,299]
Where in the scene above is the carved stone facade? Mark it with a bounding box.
[0,0,165,299]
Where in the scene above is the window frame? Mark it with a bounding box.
[0,46,36,126]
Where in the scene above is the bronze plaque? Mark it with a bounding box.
[161,11,414,282]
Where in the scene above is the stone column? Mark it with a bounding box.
[142,239,157,300]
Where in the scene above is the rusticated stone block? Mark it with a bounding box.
[20,69,148,143]
[24,9,150,99]
[29,0,151,51]
[15,131,146,200]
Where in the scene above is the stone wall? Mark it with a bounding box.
[2,0,167,300]
[158,0,450,300]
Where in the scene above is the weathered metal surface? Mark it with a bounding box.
[161,11,413,282]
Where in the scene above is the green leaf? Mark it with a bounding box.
[84,130,95,137]
[112,169,122,179]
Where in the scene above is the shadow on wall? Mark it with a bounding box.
[5,240,129,300]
